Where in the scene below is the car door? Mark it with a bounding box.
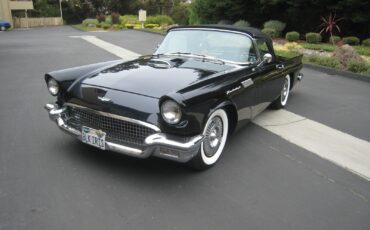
[228,44,260,124]
[251,39,285,117]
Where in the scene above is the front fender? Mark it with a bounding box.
[44,60,123,90]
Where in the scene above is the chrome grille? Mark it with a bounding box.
[66,106,158,148]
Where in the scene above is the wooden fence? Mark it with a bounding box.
[13,17,63,28]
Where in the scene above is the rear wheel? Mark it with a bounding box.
[0,26,5,31]
[187,109,229,170]
[271,74,291,109]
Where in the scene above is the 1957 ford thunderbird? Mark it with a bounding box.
[44,25,303,169]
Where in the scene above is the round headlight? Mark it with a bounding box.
[47,78,60,96]
[161,100,182,124]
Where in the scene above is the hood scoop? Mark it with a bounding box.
[148,59,172,69]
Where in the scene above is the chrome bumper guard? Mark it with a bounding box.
[45,103,203,163]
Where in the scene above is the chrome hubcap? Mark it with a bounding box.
[203,116,223,157]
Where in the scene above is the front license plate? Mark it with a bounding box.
[81,126,106,150]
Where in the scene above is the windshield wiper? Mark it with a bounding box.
[156,52,225,64]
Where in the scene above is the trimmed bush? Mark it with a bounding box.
[120,15,139,25]
[125,24,135,29]
[101,23,110,30]
[262,28,277,38]
[233,20,250,27]
[305,32,322,44]
[361,38,370,47]
[329,36,341,44]
[145,23,160,29]
[96,14,105,23]
[343,36,360,45]
[263,20,286,37]
[96,23,101,28]
[112,24,120,30]
[285,31,300,42]
[146,15,174,26]
[347,60,370,73]
[217,19,232,25]
[82,18,99,26]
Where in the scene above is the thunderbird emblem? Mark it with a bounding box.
[97,96,111,102]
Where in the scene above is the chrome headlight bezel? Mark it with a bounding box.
[47,78,60,96]
[161,100,182,124]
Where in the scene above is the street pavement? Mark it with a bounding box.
[0,26,369,230]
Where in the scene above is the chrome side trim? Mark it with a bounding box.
[64,102,161,132]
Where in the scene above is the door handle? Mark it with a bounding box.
[276,64,285,70]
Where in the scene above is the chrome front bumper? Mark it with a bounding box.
[45,103,203,163]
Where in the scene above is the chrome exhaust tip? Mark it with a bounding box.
[297,73,304,81]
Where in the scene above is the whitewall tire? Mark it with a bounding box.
[188,109,228,169]
[271,74,291,109]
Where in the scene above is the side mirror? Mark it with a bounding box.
[263,53,273,63]
[256,53,273,68]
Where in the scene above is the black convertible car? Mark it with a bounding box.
[44,25,303,169]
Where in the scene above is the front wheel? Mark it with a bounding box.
[0,26,5,31]
[271,74,291,109]
[187,109,229,170]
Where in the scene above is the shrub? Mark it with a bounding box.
[96,14,105,23]
[343,36,360,45]
[125,24,135,29]
[263,20,286,37]
[96,23,101,28]
[305,32,322,44]
[112,24,120,30]
[120,15,139,25]
[217,19,232,25]
[333,45,363,68]
[146,15,174,26]
[347,60,369,73]
[285,31,300,42]
[111,13,120,25]
[82,18,99,26]
[354,46,370,56]
[262,28,277,38]
[233,20,250,27]
[329,36,341,44]
[145,23,160,29]
[361,38,370,47]
[101,23,110,30]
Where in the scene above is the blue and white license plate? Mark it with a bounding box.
[81,126,106,150]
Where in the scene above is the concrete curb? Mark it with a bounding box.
[133,29,166,36]
[304,63,370,83]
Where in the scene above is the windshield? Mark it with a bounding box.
[155,29,257,64]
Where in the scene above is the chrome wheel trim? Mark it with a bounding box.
[281,75,290,106]
[201,109,228,165]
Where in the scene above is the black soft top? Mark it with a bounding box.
[168,24,270,40]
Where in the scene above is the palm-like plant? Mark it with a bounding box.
[319,13,343,46]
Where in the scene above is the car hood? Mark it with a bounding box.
[81,56,236,98]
